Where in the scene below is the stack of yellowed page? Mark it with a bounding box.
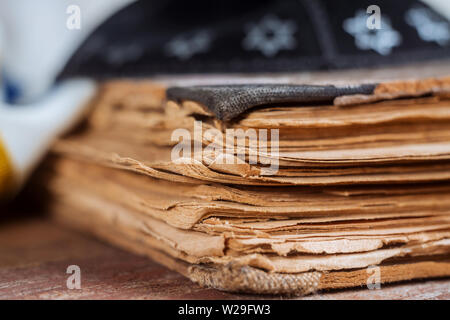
[40,69,450,295]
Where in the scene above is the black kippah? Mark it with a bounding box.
[59,0,450,79]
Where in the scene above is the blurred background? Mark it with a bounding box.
[0,0,449,216]
[1,0,450,104]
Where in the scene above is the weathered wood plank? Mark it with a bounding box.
[0,218,448,300]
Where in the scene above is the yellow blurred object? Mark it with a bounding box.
[0,135,14,199]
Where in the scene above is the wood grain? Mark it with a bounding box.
[0,217,448,300]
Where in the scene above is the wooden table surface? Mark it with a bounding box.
[1,211,449,300]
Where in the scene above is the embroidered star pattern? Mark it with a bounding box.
[242,15,297,57]
[165,30,212,60]
[343,10,402,56]
[405,7,450,46]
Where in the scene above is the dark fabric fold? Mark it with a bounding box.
[166,83,377,120]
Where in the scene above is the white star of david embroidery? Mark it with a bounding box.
[242,15,297,57]
[165,30,212,60]
[405,7,450,46]
[343,10,402,56]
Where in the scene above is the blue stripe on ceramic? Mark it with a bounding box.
[2,73,22,104]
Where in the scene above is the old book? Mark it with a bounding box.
[38,69,450,295]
